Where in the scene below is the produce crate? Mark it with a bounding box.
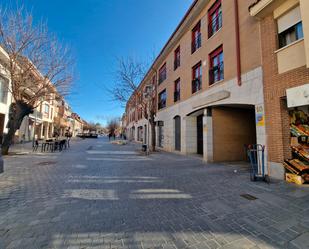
[285,173,305,185]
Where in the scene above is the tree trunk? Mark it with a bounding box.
[2,101,33,155]
[150,115,156,152]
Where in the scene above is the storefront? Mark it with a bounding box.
[284,84,309,184]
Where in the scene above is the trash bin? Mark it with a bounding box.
[142,144,147,152]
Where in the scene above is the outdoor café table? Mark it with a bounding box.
[41,140,56,152]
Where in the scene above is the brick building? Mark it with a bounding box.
[250,0,309,179]
[125,0,268,165]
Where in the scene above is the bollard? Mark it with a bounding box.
[0,148,3,174]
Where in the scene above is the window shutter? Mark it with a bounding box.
[277,6,301,33]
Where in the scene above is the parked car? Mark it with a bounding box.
[77,133,98,139]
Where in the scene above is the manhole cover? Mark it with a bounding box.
[37,161,56,166]
[240,194,258,200]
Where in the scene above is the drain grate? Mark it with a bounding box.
[37,161,56,166]
[240,194,258,200]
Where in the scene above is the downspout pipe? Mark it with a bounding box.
[234,0,242,86]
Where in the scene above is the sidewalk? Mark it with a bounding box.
[9,141,34,155]
[8,137,83,155]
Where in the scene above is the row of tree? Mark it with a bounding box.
[109,57,157,151]
[0,6,74,154]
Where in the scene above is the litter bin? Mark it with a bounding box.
[142,144,147,152]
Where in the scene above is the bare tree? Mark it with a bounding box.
[109,56,157,151]
[106,117,120,135]
[0,6,74,154]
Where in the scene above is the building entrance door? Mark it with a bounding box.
[197,114,203,155]
[174,116,181,151]
[158,126,164,147]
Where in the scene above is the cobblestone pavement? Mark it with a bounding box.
[0,138,309,249]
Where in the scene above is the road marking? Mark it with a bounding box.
[86,150,138,155]
[86,157,151,161]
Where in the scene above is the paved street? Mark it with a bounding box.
[0,138,309,249]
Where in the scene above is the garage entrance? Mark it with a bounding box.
[212,106,256,162]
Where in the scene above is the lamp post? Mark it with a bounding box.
[32,109,37,147]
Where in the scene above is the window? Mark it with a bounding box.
[278,22,303,48]
[174,46,180,70]
[159,63,167,84]
[44,104,49,114]
[192,62,202,94]
[174,78,180,102]
[0,76,8,104]
[208,0,222,38]
[192,21,201,54]
[209,45,224,85]
[277,6,303,49]
[158,89,167,110]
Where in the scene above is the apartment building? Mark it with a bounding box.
[0,44,84,144]
[0,47,13,144]
[71,113,83,137]
[126,72,156,145]
[125,0,267,164]
[250,0,309,179]
[17,97,56,142]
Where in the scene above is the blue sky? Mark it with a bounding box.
[6,0,192,125]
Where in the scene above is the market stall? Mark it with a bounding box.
[284,108,309,184]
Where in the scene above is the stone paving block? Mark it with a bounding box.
[1,139,309,249]
[289,232,309,249]
[205,239,221,249]
[221,238,256,249]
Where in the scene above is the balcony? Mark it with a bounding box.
[174,58,180,70]
[29,109,43,120]
[158,73,166,85]
[209,62,224,85]
[158,100,166,110]
[192,77,201,94]
[191,33,201,54]
[208,12,222,38]
[249,0,275,18]
[174,91,180,102]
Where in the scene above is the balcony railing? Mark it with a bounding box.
[29,109,43,120]
[209,62,224,85]
[192,77,202,94]
[191,33,201,54]
[174,58,180,70]
[158,71,167,84]
[208,12,222,38]
[158,99,166,110]
[174,91,180,102]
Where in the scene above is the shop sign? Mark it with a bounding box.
[287,84,309,108]
[256,105,265,126]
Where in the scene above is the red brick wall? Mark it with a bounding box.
[261,15,309,163]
